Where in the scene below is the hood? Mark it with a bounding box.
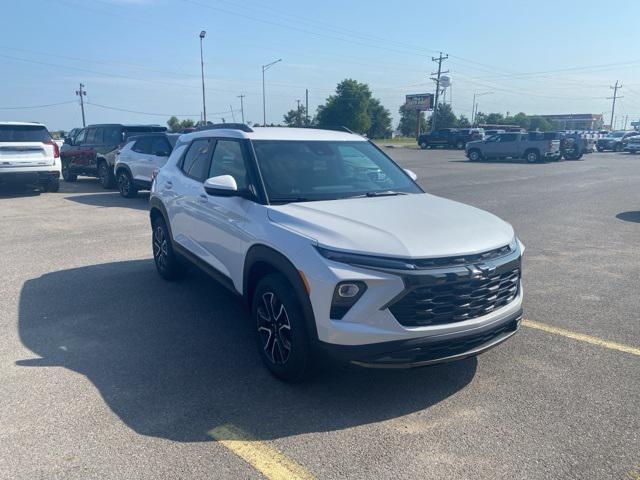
[267,193,515,258]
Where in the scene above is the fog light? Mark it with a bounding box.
[337,283,360,298]
[331,281,367,319]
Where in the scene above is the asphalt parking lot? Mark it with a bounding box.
[1,149,638,480]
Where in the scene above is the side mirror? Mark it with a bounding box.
[154,150,170,157]
[404,169,418,181]
[204,175,252,199]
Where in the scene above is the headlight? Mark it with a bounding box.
[315,246,418,270]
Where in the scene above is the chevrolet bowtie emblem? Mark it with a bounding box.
[469,264,497,277]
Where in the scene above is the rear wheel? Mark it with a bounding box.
[98,161,116,189]
[525,150,541,163]
[61,160,77,182]
[42,177,60,192]
[152,216,183,281]
[253,273,312,382]
[116,169,138,198]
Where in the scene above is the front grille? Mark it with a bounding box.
[389,264,520,327]
[411,244,512,269]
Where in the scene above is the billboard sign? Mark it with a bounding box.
[405,93,433,112]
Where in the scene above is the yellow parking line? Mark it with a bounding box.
[208,423,314,480]
[523,319,640,356]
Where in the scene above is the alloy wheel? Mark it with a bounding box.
[118,172,130,196]
[153,225,168,272]
[257,291,292,365]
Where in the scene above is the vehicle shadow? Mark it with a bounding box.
[449,159,545,164]
[616,211,640,223]
[17,260,476,442]
[64,192,150,211]
[0,183,42,198]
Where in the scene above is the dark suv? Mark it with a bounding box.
[418,128,484,150]
[60,124,166,188]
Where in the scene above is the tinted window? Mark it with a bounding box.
[500,133,517,142]
[0,125,50,142]
[252,140,421,202]
[75,129,87,145]
[132,137,153,154]
[181,139,212,181]
[150,137,172,156]
[103,126,123,144]
[85,128,103,144]
[123,126,167,142]
[208,140,247,188]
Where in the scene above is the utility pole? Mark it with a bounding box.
[305,89,309,126]
[75,83,87,127]
[607,80,622,130]
[237,94,245,123]
[624,115,629,130]
[295,99,301,126]
[430,52,449,132]
[230,105,236,123]
[199,31,207,123]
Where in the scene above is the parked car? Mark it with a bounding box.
[596,131,638,152]
[418,128,481,150]
[150,124,524,381]
[624,135,640,154]
[0,121,61,192]
[61,123,167,188]
[560,132,595,160]
[114,132,181,197]
[465,131,560,163]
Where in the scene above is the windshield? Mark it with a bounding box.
[252,140,421,203]
[0,125,50,142]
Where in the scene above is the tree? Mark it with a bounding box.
[316,79,372,133]
[428,103,457,130]
[474,111,487,125]
[528,116,554,131]
[366,98,392,138]
[283,105,308,127]
[484,112,505,125]
[456,115,471,128]
[167,116,196,132]
[398,104,426,137]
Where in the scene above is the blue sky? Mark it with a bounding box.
[2,0,640,130]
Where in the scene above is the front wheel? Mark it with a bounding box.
[117,169,138,198]
[420,142,428,149]
[98,161,116,189]
[253,273,312,382]
[468,149,482,162]
[61,160,77,182]
[152,216,183,281]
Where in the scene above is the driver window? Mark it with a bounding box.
[208,140,248,189]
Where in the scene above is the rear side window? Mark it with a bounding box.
[150,137,172,156]
[0,125,50,142]
[501,133,517,142]
[103,126,123,145]
[132,137,153,154]
[85,128,103,144]
[181,139,212,182]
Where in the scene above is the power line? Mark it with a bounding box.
[0,100,76,110]
[85,101,229,117]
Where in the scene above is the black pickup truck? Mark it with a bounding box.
[418,128,484,150]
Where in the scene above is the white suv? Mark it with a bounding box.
[0,122,61,192]
[150,124,524,381]
[114,132,180,197]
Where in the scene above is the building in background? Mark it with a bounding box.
[540,114,604,131]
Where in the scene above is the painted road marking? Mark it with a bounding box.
[208,423,314,480]
[523,319,640,357]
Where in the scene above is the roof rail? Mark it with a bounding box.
[296,125,358,134]
[195,123,254,133]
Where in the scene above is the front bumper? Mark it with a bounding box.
[320,308,522,368]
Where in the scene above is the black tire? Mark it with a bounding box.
[61,160,77,182]
[253,273,312,382]
[42,177,60,192]
[420,142,428,149]
[524,149,541,163]
[468,149,482,162]
[152,216,183,281]
[98,160,116,189]
[596,146,604,152]
[116,169,138,198]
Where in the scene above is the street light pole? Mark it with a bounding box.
[199,30,207,123]
[262,58,281,126]
[472,91,494,125]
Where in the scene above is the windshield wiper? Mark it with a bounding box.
[269,196,313,204]
[350,190,409,198]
